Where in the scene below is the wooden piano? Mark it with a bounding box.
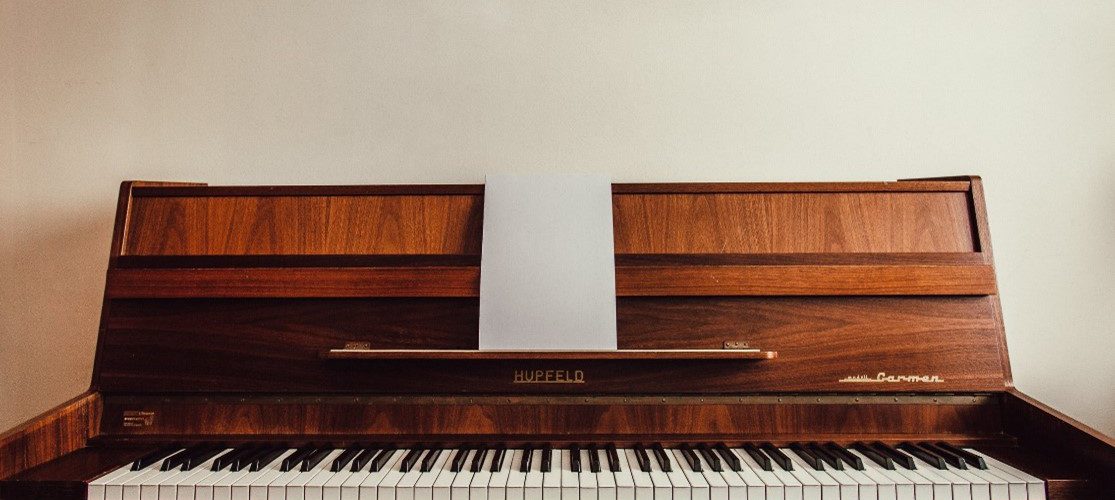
[2,177,1112,500]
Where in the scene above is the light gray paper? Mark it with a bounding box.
[478,173,618,351]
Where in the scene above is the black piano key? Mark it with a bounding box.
[131,446,181,471]
[351,448,381,472]
[679,446,702,472]
[570,445,582,473]
[587,446,601,473]
[850,442,894,470]
[805,443,842,470]
[823,443,864,470]
[741,444,772,471]
[250,447,287,472]
[302,448,332,472]
[490,448,507,473]
[232,446,269,472]
[934,442,987,470]
[606,445,621,472]
[714,444,741,471]
[282,447,317,472]
[540,446,553,473]
[451,448,471,473]
[651,444,673,472]
[789,444,824,471]
[470,447,489,473]
[183,447,226,471]
[760,444,793,471]
[918,442,967,469]
[401,449,424,472]
[162,445,208,471]
[213,446,255,471]
[421,449,444,473]
[519,447,534,473]
[870,442,916,470]
[332,447,362,472]
[897,443,946,470]
[371,449,398,472]
[697,445,722,472]
[633,446,651,472]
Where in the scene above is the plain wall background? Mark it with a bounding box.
[2,1,1113,436]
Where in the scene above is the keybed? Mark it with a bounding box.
[87,442,1046,500]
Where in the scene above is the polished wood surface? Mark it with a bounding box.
[2,177,1112,500]
[0,393,99,481]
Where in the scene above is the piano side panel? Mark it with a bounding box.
[0,392,99,481]
[93,296,1006,393]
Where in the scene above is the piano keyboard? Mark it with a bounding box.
[88,442,1046,500]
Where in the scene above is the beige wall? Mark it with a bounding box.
[2,1,1113,436]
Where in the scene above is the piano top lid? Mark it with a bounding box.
[91,177,1010,395]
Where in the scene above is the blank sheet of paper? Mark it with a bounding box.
[478,173,618,351]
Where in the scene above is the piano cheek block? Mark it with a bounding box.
[1,178,1112,500]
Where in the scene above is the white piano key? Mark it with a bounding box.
[433,450,460,500]
[907,455,969,500]
[191,458,242,500]
[161,450,231,500]
[526,451,548,500]
[451,451,474,500]
[559,449,580,500]
[503,450,527,500]
[618,450,652,500]
[597,451,618,500]
[838,464,881,500]
[339,449,394,500]
[967,451,1046,500]
[89,460,145,500]
[359,449,408,500]
[312,450,362,500]
[778,452,824,500]
[378,449,416,500]
[275,449,344,500]
[899,456,954,500]
[805,458,859,500]
[231,449,296,500]
[659,450,691,500]
[692,453,728,500]
[761,454,803,500]
[638,450,672,500]
[576,450,599,500]
[415,449,452,500]
[120,461,179,500]
[846,449,915,500]
[671,449,709,500]
[489,450,513,500]
[541,450,561,500]
[469,450,496,500]
[705,451,748,500]
[735,449,784,500]
[721,448,767,500]
[939,462,992,500]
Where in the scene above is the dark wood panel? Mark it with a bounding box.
[104,261,996,298]
[0,393,100,481]
[612,192,976,253]
[93,296,1006,393]
[96,395,1002,439]
[124,194,484,256]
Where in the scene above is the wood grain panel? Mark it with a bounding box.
[0,393,99,481]
[612,192,976,253]
[92,296,1006,393]
[96,396,1001,440]
[123,195,483,255]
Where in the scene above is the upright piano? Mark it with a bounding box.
[2,177,1112,500]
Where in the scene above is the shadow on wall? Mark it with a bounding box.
[0,205,116,430]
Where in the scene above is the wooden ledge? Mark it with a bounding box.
[321,349,777,361]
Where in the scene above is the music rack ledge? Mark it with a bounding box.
[320,348,778,361]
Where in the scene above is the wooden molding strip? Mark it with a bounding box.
[106,262,996,298]
[0,392,100,480]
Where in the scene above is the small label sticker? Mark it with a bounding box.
[122,410,155,427]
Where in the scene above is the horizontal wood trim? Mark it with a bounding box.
[321,349,777,360]
[105,262,996,298]
[128,181,970,198]
[0,392,100,480]
[1003,389,1115,472]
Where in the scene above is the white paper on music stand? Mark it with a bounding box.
[478,173,617,351]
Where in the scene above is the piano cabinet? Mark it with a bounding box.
[1,178,1112,499]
